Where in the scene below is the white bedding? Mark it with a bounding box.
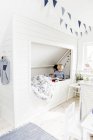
[31,75,54,100]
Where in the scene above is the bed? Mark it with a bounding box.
[31,75,71,111]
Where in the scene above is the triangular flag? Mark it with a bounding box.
[85,30,88,34]
[65,23,68,29]
[53,0,57,7]
[60,18,63,25]
[89,26,91,31]
[62,7,65,16]
[80,32,82,37]
[75,31,78,36]
[44,0,48,6]
[83,23,86,29]
[67,12,71,20]
[78,20,81,28]
[70,28,73,33]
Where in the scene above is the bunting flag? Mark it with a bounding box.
[70,28,73,33]
[53,0,57,7]
[89,26,92,31]
[67,12,71,20]
[80,32,82,37]
[85,30,88,34]
[44,0,48,6]
[64,63,66,67]
[60,18,63,25]
[78,20,81,28]
[43,0,92,37]
[62,7,65,16]
[65,23,68,29]
[83,23,86,29]
[75,31,78,36]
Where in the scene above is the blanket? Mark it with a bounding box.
[31,75,54,100]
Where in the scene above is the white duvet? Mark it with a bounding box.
[31,75,54,100]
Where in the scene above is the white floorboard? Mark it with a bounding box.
[31,97,79,140]
[0,96,93,140]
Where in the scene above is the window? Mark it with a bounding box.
[83,44,93,73]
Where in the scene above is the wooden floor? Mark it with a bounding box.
[32,97,79,140]
[0,97,93,140]
[32,97,93,140]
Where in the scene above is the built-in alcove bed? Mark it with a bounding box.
[30,42,73,113]
[0,15,77,129]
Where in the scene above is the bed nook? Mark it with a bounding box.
[30,42,73,111]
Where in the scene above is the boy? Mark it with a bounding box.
[54,64,64,79]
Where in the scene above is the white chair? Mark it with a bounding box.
[64,102,82,140]
[81,90,93,120]
[67,83,81,100]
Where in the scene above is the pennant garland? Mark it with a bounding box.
[44,0,48,6]
[43,1,92,37]
[67,12,71,20]
[83,23,86,29]
[85,30,88,34]
[89,26,91,31]
[75,31,78,36]
[80,32,82,37]
[53,0,57,7]
[62,7,65,16]
[78,20,81,28]
[64,63,66,67]
[65,23,68,29]
[70,28,73,33]
[60,18,63,25]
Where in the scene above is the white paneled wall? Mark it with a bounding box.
[13,38,31,127]
[12,15,77,127]
[0,20,14,127]
[0,14,77,128]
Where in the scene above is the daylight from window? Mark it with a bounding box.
[84,45,93,73]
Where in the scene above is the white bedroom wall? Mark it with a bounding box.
[0,20,14,127]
